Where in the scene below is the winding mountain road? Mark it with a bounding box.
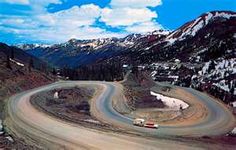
[92,82,235,137]
[5,81,235,149]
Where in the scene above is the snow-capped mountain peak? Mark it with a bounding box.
[166,11,236,44]
[15,43,51,50]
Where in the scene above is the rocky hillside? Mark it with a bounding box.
[0,44,54,149]
[0,43,54,106]
[128,11,236,63]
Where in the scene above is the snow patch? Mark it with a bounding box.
[165,12,236,44]
[213,11,236,19]
[0,120,3,131]
[84,119,100,124]
[190,20,204,37]
[122,64,128,68]
[166,38,177,45]
[196,48,208,55]
[53,92,59,99]
[150,71,157,77]
[232,101,236,107]
[231,127,236,135]
[213,80,232,93]
[193,58,236,94]
[6,136,14,142]
[10,58,24,67]
[150,91,189,110]
[198,61,210,75]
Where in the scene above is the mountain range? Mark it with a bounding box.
[16,11,236,68]
[16,34,143,68]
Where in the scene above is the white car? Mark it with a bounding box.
[133,118,145,127]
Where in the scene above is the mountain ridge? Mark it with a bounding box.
[15,10,236,68]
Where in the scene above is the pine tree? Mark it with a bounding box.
[6,55,12,69]
[28,57,34,72]
[52,68,57,75]
[10,49,14,59]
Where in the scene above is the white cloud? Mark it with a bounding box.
[2,25,123,43]
[100,7,157,27]
[100,0,162,32]
[1,0,29,5]
[0,4,120,43]
[29,0,63,14]
[0,0,164,43]
[0,15,38,29]
[126,22,163,33]
[110,0,162,8]
[50,4,101,27]
[36,4,101,29]
[33,4,101,28]
[1,0,62,5]
[1,18,25,25]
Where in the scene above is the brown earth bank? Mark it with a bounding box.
[30,87,124,132]
[121,71,165,111]
[0,51,54,149]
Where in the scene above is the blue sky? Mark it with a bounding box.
[0,0,235,44]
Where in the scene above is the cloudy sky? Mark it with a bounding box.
[0,0,235,44]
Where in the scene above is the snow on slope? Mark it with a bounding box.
[166,11,236,44]
[198,58,236,79]
[16,44,51,50]
[192,58,236,95]
[10,58,24,67]
[150,91,189,110]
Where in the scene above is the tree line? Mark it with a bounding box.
[5,48,48,74]
[58,61,125,81]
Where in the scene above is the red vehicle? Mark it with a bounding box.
[144,121,159,129]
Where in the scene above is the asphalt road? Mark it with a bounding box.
[5,81,235,149]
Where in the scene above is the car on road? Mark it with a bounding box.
[144,121,159,129]
[133,119,159,129]
[133,118,145,127]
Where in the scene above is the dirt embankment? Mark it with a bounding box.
[31,86,121,132]
[121,72,164,110]
[0,72,53,149]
